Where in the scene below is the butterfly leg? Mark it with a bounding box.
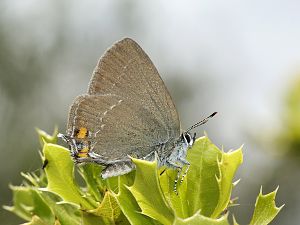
[174,167,182,195]
[178,158,190,184]
[166,161,182,195]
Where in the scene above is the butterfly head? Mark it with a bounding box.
[182,131,196,148]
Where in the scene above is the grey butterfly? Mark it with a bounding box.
[58,38,216,192]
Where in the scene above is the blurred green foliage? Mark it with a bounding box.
[278,77,300,156]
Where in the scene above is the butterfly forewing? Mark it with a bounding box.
[87,38,180,141]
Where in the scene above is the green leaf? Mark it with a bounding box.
[159,167,189,218]
[249,187,284,225]
[160,136,243,219]
[126,136,243,224]
[114,174,160,225]
[4,186,54,223]
[38,191,81,225]
[82,211,106,225]
[174,212,229,225]
[88,191,122,220]
[159,136,221,218]
[128,157,174,224]
[4,174,81,225]
[22,215,49,225]
[42,143,96,209]
[212,147,243,218]
[184,136,223,217]
[21,171,48,188]
[79,164,104,202]
[36,127,58,146]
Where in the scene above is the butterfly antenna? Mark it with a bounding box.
[186,112,217,132]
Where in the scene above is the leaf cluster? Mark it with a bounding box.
[4,130,283,225]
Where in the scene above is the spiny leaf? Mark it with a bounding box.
[160,136,243,220]
[3,186,53,223]
[174,211,230,225]
[128,157,174,224]
[42,143,95,209]
[82,211,107,225]
[212,147,243,218]
[36,127,58,146]
[89,191,121,220]
[185,136,223,217]
[38,191,81,225]
[4,182,82,225]
[22,215,49,225]
[6,129,283,225]
[21,172,47,187]
[79,164,104,202]
[114,174,159,224]
[249,187,284,225]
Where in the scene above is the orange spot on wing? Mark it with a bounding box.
[77,127,88,139]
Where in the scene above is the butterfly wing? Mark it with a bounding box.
[67,94,175,160]
[68,38,180,160]
[88,38,180,140]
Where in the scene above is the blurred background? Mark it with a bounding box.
[1,0,300,224]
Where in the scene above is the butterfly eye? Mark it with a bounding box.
[183,132,193,146]
[184,133,190,143]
